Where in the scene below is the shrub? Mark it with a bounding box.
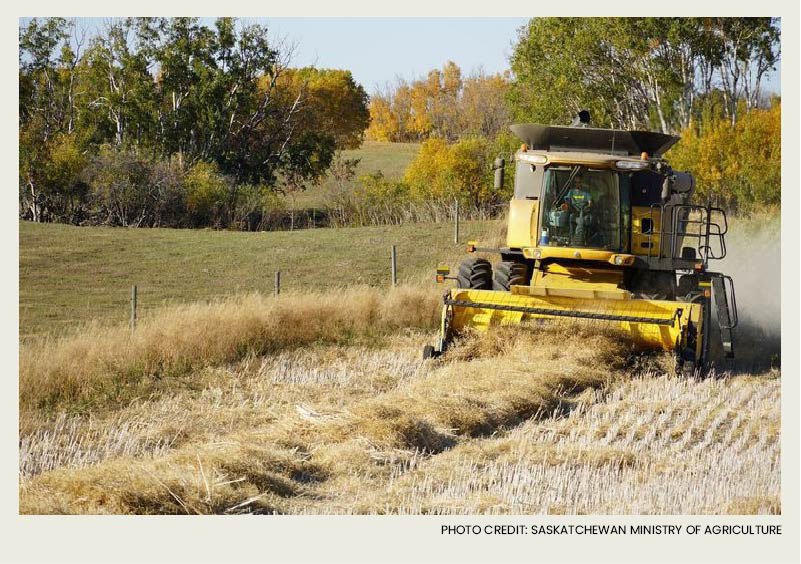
[84,146,153,227]
[183,162,232,227]
[352,172,414,225]
[231,184,287,231]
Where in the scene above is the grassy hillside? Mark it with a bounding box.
[292,140,421,209]
[20,218,500,339]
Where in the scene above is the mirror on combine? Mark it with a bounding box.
[493,157,505,190]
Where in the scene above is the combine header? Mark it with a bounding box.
[425,114,737,375]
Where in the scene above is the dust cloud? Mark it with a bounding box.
[716,218,781,372]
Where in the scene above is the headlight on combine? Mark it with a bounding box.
[616,160,650,171]
[609,254,634,266]
[518,153,548,165]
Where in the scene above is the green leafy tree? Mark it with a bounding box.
[19,18,87,221]
[508,17,780,133]
[82,19,158,148]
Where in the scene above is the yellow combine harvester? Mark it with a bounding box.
[424,114,737,375]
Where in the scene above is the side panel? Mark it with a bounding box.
[531,263,625,292]
[506,199,539,248]
[631,205,662,257]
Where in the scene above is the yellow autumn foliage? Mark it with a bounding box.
[366,62,510,143]
[668,101,780,210]
[403,137,498,207]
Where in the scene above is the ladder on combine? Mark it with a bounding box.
[645,203,738,360]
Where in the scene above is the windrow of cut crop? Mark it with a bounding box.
[20,286,441,415]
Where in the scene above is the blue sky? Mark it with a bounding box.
[260,18,527,92]
[261,18,781,94]
[20,17,781,95]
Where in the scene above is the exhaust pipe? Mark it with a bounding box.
[571,110,591,128]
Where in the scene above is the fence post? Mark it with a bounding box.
[130,285,137,333]
[274,271,281,296]
[391,245,397,286]
[454,199,460,244]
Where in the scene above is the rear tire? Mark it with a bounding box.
[456,258,492,290]
[677,301,712,378]
[493,261,529,291]
[680,360,697,378]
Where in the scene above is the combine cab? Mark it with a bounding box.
[425,116,737,375]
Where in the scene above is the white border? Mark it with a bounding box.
[4,2,798,563]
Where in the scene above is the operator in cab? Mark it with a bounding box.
[562,175,595,246]
[561,175,593,211]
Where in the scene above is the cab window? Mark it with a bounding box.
[540,166,621,251]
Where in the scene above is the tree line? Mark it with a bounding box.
[19,17,368,228]
[508,17,780,133]
[365,18,779,138]
[19,17,781,230]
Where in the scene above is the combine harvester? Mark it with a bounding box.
[425,112,737,375]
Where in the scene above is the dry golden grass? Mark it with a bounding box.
[20,285,440,416]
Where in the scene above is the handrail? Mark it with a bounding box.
[643,204,728,265]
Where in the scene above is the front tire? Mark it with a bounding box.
[493,261,529,291]
[456,258,492,290]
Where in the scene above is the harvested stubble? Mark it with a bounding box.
[20,321,636,514]
[19,283,779,515]
[373,372,780,514]
[20,339,431,478]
